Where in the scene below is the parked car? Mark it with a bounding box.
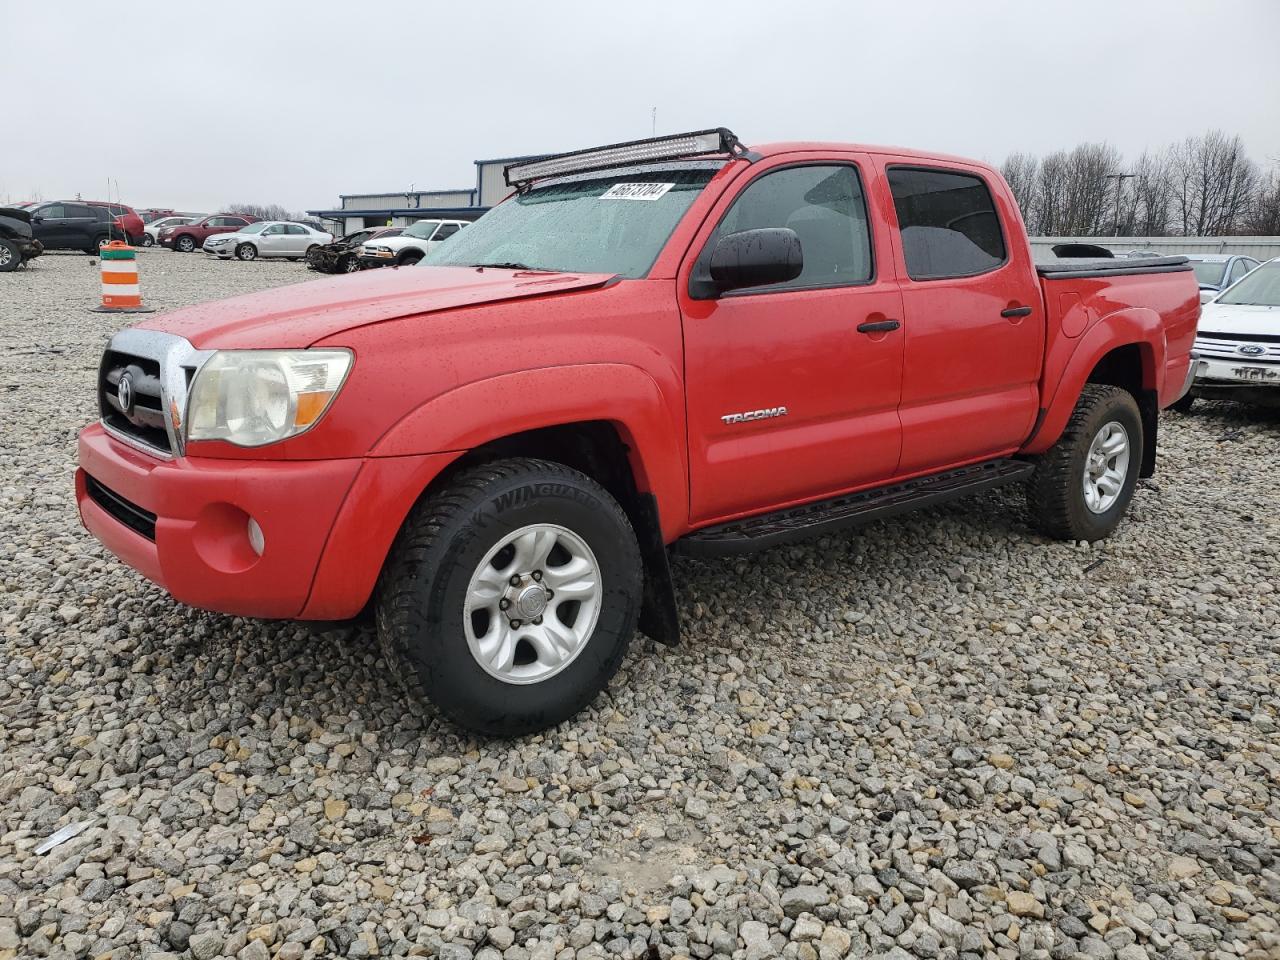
[308,227,403,273]
[202,221,334,261]
[23,201,131,254]
[357,218,467,267]
[84,202,146,245]
[77,128,1198,735]
[142,216,199,247]
[1173,257,1280,411]
[137,208,176,225]
[1187,254,1262,303]
[0,207,44,271]
[160,214,259,252]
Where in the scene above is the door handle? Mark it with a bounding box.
[1001,305,1033,318]
[857,319,900,334]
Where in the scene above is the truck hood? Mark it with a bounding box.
[1198,302,1280,337]
[0,206,32,225]
[136,264,616,350]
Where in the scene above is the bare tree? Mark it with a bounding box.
[1030,142,1120,235]
[223,202,307,222]
[1168,131,1259,236]
[1000,152,1039,229]
[1246,168,1280,236]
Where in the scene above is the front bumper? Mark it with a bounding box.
[76,424,456,620]
[203,242,234,258]
[1188,354,1280,389]
[358,249,397,268]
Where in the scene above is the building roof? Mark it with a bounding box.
[307,206,488,220]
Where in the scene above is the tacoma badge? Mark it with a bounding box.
[721,406,788,425]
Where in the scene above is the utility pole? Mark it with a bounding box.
[651,107,657,136]
[1104,172,1136,237]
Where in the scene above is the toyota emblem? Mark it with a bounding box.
[117,372,134,415]
[1237,344,1265,357]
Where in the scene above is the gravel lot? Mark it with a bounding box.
[2,252,1278,960]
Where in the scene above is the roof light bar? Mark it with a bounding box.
[505,128,742,189]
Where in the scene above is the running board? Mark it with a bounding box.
[675,458,1035,557]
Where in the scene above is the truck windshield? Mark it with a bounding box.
[424,164,722,278]
[1217,261,1280,306]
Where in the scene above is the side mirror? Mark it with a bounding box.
[708,227,803,294]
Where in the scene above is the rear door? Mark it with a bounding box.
[879,161,1043,473]
[680,155,905,523]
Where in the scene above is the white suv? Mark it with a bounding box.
[357,219,467,267]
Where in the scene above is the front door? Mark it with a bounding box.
[680,157,905,524]
[880,161,1044,473]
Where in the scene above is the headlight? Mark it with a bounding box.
[186,349,353,447]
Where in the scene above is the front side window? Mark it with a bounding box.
[711,164,873,290]
[433,222,460,241]
[425,162,723,278]
[888,167,1006,280]
[1217,261,1280,306]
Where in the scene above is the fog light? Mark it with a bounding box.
[247,517,265,556]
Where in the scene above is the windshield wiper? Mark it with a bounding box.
[470,261,548,272]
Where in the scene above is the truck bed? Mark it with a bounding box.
[1035,255,1190,280]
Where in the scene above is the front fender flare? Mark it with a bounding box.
[1024,307,1165,456]
[370,363,689,541]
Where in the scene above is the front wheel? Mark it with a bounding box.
[235,243,257,261]
[376,458,642,736]
[396,250,423,266]
[1168,392,1195,414]
[0,239,20,272]
[175,235,196,253]
[1027,384,1143,542]
[342,255,361,273]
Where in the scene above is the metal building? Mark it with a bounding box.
[308,155,544,236]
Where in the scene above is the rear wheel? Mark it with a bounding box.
[236,243,258,261]
[376,458,642,736]
[0,239,20,272]
[140,233,155,247]
[1027,384,1143,542]
[175,235,196,253]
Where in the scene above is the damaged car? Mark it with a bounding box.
[308,226,403,274]
[0,207,44,272]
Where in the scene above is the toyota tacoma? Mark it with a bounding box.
[77,129,1199,735]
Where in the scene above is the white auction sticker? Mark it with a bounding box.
[600,182,675,201]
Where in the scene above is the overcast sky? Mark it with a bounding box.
[5,0,1278,213]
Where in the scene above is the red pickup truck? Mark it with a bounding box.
[77,129,1199,734]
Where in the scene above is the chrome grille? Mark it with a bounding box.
[100,350,170,454]
[1193,334,1280,363]
[96,329,213,459]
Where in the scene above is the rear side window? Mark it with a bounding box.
[714,164,873,290]
[888,167,1006,280]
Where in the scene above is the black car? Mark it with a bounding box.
[23,201,130,254]
[0,207,44,271]
[307,226,403,274]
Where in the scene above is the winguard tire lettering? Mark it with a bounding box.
[376,458,642,736]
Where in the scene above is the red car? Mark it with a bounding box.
[76,129,1198,734]
[85,202,146,245]
[159,214,259,252]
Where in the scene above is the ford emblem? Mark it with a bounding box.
[1237,344,1265,356]
[117,372,134,415]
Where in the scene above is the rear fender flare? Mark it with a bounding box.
[370,363,689,540]
[1025,307,1165,455]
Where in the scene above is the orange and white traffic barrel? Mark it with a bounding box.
[90,241,154,313]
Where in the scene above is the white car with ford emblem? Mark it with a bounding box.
[1174,257,1280,411]
[203,221,333,262]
